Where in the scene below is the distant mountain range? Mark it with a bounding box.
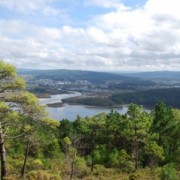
[18,69,138,83]
[18,69,180,83]
[119,71,180,80]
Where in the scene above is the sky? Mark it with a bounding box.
[0,0,180,72]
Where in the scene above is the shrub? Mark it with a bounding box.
[31,159,44,170]
[161,164,178,180]
[26,170,62,180]
[129,173,138,180]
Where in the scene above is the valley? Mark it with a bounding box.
[19,69,180,109]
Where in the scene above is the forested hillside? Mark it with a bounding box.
[111,88,180,108]
[121,71,180,80]
[1,61,180,179]
[18,68,154,85]
[64,88,180,108]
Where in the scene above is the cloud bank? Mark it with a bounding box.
[0,0,180,71]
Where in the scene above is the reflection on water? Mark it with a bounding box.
[39,92,128,121]
[47,104,128,121]
[39,92,81,105]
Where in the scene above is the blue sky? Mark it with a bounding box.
[0,0,147,27]
[122,0,146,7]
[0,0,180,71]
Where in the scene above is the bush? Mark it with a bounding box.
[129,173,138,180]
[93,164,117,177]
[129,171,145,180]
[161,164,178,180]
[75,157,90,177]
[31,159,44,170]
[26,170,62,180]
[93,164,107,176]
[7,158,23,172]
[118,149,135,172]
[75,157,87,169]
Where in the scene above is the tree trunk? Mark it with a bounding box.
[0,125,7,180]
[21,139,30,178]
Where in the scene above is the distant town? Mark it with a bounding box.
[18,69,180,108]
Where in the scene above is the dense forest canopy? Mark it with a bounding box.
[0,60,180,179]
[63,88,180,108]
[111,88,180,108]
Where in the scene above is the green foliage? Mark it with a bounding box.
[122,104,157,169]
[75,157,86,168]
[74,157,89,177]
[1,60,180,179]
[42,117,59,128]
[26,170,62,180]
[64,97,115,107]
[62,87,180,108]
[92,145,107,165]
[129,173,139,180]
[118,149,135,172]
[62,136,72,145]
[144,141,164,161]
[0,61,63,179]
[93,164,116,177]
[2,99,180,179]
[58,119,74,139]
[161,164,178,180]
[8,142,24,157]
[31,159,44,169]
[44,138,60,158]
[105,148,134,172]
[152,102,180,165]
[0,60,25,94]
[107,148,119,167]
[111,88,180,108]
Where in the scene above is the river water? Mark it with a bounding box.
[39,92,129,121]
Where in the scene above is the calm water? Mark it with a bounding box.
[39,92,129,121]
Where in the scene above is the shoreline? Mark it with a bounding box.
[62,101,128,108]
[37,92,152,109]
[46,99,128,108]
[37,92,129,108]
[36,90,74,98]
[47,102,64,108]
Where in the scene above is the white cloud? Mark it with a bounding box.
[0,0,55,13]
[85,0,129,11]
[87,27,109,44]
[0,0,180,71]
